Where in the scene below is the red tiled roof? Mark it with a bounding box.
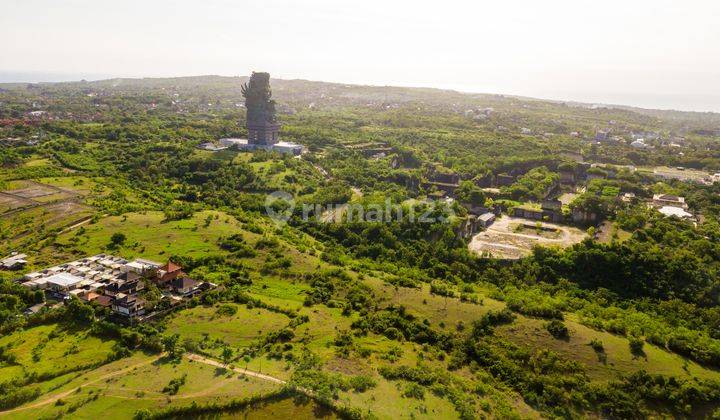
[162,261,182,273]
[94,295,113,307]
[83,292,100,301]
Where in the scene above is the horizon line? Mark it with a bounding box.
[1,70,719,115]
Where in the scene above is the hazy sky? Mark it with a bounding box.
[2,0,720,111]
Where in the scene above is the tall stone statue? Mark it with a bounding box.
[242,72,280,145]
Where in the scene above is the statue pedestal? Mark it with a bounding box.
[247,122,281,145]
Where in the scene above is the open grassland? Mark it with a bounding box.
[366,278,720,384]
[164,303,290,357]
[2,356,281,419]
[53,210,244,261]
[497,315,720,382]
[214,397,338,419]
[247,276,310,307]
[0,202,94,250]
[36,176,101,195]
[339,376,460,419]
[0,324,117,384]
[365,278,504,329]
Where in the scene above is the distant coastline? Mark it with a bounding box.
[2,71,718,114]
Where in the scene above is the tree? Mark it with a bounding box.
[221,346,234,365]
[162,334,183,359]
[455,181,486,207]
[109,232,126,247]
[65,298,94,325]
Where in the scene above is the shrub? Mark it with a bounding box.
[470,308,516,337]
[545,320,569,339]
[505,288,564,320]
[109,232,126,247]
[215,304,238,317]
[589,339,604,352]
[629,336,644,356]
[162,374,187,395]
[348,375,376,392]
[402,383,425,400]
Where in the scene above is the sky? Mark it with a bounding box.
[2,0,720,112]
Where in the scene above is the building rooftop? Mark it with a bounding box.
[658,206,693,219]
[171,276,198,290]
[478,212,496,222]
[45,272,84,288]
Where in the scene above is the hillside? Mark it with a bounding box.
[1,75,720,419]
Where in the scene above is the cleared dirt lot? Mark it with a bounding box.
[0,192,34,212]
[468,216,587,259]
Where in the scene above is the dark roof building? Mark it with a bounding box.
[112,293,145,318]
[171,276,199,295]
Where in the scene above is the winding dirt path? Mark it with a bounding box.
[0,355,163,415]
[0,353,294,416]
[185,353,286,385]
[0,353,290,416]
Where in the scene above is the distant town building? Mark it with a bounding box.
[595,130,610,141]
[652,194,687,209]
[495,174,515,187]
[658,206,693,219]
[197,142,229,151]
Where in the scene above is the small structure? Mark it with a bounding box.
[658,206,693,219]
[652,194,687,209]
[495,174,515,187]
[621,192,637,203]
[171,276,200,296]
[94,295,113,308]
[24,303,45,316]
[477,212,496,228]
[0,253,27,270]
[105,271,144,296]
[197,142,229,151]
[125,258,161,276]
[218,137,303,156]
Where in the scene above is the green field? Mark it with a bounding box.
[4,356,281,419]
[53,210,246,262]
[0,324,117,384]
[165,303,291,356]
